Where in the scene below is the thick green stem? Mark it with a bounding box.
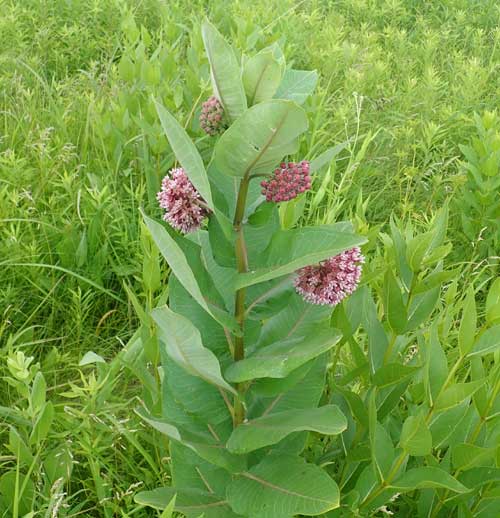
[232,174,251,426]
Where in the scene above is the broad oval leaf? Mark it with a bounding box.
[237,224,367,288]
[225,328,341,383]
[226,405,347,454]
[468,325,500,357]
[243,47,283,105]
[227,454,340,516]
[152,305,236,395]
[274,69,318,105]
[214,100,308,178]
[202,21,247,121]
[135,487,240,517]
[154,100,213,209]
[391,467,469,493]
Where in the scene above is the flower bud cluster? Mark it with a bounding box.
[261,161,311,202]
[157,168,210,234]
[199,96,226,136]
[294,247,364,306]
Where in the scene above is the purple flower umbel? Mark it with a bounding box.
[200,96,227,136]
[261,161,311,202]
[157,168,210,234]
[294,247,364,306]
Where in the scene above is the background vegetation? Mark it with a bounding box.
[0,0,499,516]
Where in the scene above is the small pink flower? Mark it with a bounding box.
[261,161,311,202]
[199,96,227,136]
[294,247,364,306]
[157,168,210,234]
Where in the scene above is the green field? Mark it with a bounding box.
[1,0,499,516]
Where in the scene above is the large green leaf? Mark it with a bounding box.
[391,467,469,493]
[144,214,239,334]
[138,411,244,472]
[486,278,500,325]
[214,100,307,178]
[152,305,235,395]
[225,328,341,382]
[154,100,213,209]
[201,21,247,121]
[468,325,500,357]
[237,224,367,288]
[226,405,346,454]
[135,487,240,517]
[227,454,340,516]
[257,292,331,346]
[274,69,318,104]
[243,47,283,105]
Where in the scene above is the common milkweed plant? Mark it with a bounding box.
[133,21,500,518]
[134,20,365,516]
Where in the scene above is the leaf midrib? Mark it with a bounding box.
[240,472,334,505]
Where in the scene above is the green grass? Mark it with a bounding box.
[1,0,499,515]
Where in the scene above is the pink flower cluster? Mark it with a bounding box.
[199,96,226,136]
[294,247,364,306]
[157,168,210,234]
[261,161,311,202]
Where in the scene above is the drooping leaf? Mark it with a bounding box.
[391,467,468,493]
[143,214,239,334]
[137,411,244,472]
[152,305,236,394]
[399,415,432,456]
[135,487,240,517]
[274,69,318,104]
[154,100,214,209]
[227,454,340,517]
[237,224,367,288]
[225,328,341,382]
[226,405,347,454]
[214,100,308,178]
[459,286,477,355]
[468,325,500,357]
[243,47,283,105]
[201,20,247,121]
